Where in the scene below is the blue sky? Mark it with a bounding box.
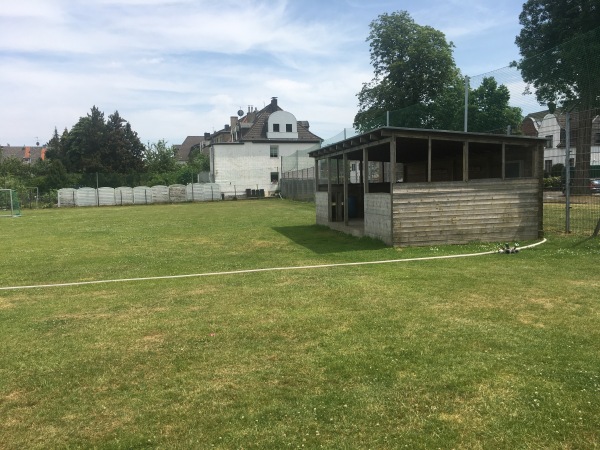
[1,0,533,147]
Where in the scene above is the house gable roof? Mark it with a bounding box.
[238,99,321,143]
[1,146,47,162]
[176,136,204,161]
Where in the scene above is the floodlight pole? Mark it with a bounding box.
[464,76,470,132]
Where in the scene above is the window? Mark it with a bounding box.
[545,135,553,148]
[286,123,293,132]
[595,132,600,145]
[544,160,552,175]
[270,145,279,158]
[273,123,280,132]
[271,171,279,183]
[559,129,566,146]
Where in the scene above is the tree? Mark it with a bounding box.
[188,146,210,172]
[469,77,523,133]
[46,106,145,174]
[0,156,32,191]
[105,111,145,173]
[514,0,600,193]
[60,106,106,173]
[354,11,522,134]
[354,11,457,131]
[145,139,178,183]
[43,159,71,191]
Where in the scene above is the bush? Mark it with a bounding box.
[544,176,562,189]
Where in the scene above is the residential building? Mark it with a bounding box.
[203,97,321,197]
[0,145,47,164]
[522,110,600,174]
[174,136,204,164]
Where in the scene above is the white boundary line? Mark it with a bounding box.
[0,239,547,292]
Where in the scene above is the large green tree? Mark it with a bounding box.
[354,11,522,134]
[104,111,145,173]
[354,11,457,131]
[514,0,600,193]
[469,77,523,133]
[427,76,523,133]
[47,106,145,174]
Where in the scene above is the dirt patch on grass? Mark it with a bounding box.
[138,333,166,351]
[517,313,546,328]
[3,389,26,403]
[527,297,555,310]
[0,298,15,309]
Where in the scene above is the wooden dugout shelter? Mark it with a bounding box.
[309,127,546,247]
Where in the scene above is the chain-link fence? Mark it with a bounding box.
[280,166,315,201]
[280,147,316,201]
[541,107,600,235]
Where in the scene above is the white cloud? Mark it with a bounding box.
[0,0,532,146]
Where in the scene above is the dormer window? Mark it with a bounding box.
[267,110,299,139]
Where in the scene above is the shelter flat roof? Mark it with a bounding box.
[309,127,547,159]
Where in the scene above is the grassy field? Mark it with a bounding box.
[543,197,600,235]
[1,200,599,449]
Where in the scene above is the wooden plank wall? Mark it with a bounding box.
[392,179,541,247]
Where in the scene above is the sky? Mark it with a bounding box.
[0,0,534,148]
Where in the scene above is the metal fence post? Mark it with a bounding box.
[565,110,571,233]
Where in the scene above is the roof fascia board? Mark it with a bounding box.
[312,136,392,159]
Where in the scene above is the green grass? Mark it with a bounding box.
[544,197,600,235]
[1,200,599,449]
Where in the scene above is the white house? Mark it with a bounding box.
[523,110,600,175]
[204,97,321,197]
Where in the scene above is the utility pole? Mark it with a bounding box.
[464,76,469,132]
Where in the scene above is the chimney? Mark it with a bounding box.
[230,116,238,129]
[204,132,210,139]
[270,97,278,109]
[224,124,230,131]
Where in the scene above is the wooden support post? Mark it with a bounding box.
[463,141,469,181]
[390,138,396,191]
[502,142,506,180]
[343,153,349,225]
[427,137,432,182]
[363,148,369,194]
[327,158,332,222]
